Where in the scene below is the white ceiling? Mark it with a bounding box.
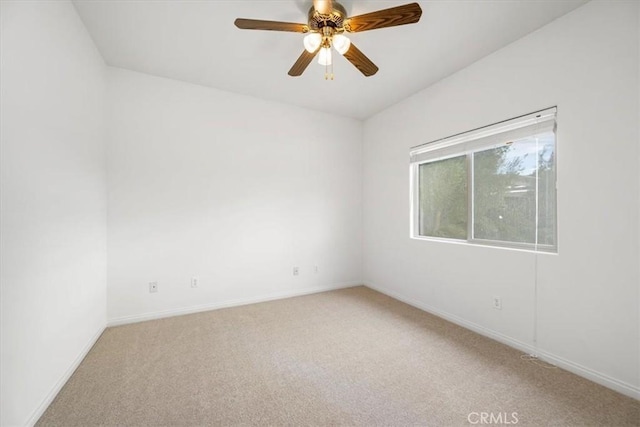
[73,0,587,120]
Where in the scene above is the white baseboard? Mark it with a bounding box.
[26,324,106,427]
[107,282,361,327]
[365,282,640,401]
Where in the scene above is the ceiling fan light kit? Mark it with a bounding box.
[318,47,332,66]
[234,1,422,79]
[303,33,322,53]
[332,34,351,55]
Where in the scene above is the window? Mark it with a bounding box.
[410,108,557,252]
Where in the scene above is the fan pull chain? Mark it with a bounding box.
[324,48,333,80]
[324,58,334,80]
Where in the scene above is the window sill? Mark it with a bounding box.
[410,235,558,255]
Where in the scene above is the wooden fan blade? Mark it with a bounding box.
[288,49,319,76]
[234,18,308,33]
[342,43,378,76]
[345,3,422,33]
[313,0,333,15]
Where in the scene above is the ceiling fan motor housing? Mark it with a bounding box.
[308,2,348,33]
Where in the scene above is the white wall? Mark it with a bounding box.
[106,68,362,323]
[0,2,107,426]
[363,0,639,397]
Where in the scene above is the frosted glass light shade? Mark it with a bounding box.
[303,33,322,53]
[318,47,332,65]
[332,34,351,55]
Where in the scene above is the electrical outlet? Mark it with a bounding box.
[191,277,199,288]
[149,282,158,293]
[493,296,502,310]
[293,267,299,276]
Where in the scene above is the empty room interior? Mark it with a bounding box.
[1,0,640,426]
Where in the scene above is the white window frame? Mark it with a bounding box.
[410,107,558,253]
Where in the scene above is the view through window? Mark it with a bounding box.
[411,108,557,252]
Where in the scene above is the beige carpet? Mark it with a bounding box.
[37,286,639,426]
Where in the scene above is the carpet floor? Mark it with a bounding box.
[37,286,639,426]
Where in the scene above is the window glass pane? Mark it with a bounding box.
[536,134,556,246]
[418,156,467,239]
[473,132,556,246]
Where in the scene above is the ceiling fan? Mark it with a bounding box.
[234,1,422,79]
